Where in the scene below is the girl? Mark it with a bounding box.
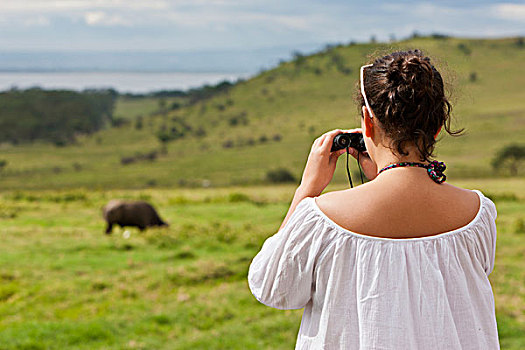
[248,50,499,349]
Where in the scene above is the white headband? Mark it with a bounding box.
[360,64,374,118]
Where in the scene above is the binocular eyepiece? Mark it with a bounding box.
[331,133,366,153]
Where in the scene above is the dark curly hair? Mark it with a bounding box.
[359,49,462,161]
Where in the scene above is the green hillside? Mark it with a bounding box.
[1,36,524,190]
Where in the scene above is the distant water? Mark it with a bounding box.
[0,71,251,94]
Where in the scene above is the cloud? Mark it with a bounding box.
[493,3,525,21]
[0,0,170,12]
[163,10,322,31]
[84,11,131,26]
[0,0,523,52]
[23,15,51,26]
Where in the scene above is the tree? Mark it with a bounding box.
[292,51,306,68]
[492,144,525,176]
[0,88,116,145]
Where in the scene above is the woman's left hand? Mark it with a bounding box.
[298,129,347,197]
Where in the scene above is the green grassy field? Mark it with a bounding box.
[0,37,524,190]
[0,36,524,348]
[0,180,523,349]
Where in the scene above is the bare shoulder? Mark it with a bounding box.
[316,185,363,209]
[315,181,482,238]
[315,182,377,225]
[438,183,481,214]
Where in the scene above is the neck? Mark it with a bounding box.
[373,146,427,171]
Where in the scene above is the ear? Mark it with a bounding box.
[362,106,374,138]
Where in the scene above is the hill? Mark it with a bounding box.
[0,36,524,190]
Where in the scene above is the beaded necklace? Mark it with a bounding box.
[377,160,447,184]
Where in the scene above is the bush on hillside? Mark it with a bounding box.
[111,117,129,128]
[266,168,296,184]
[120,151,158,166]
[292,51,306,67]
[194,126,207,137]
[135,116,143,130]
[222,139,234,149]
[156,128,184,144]
[492,144,525,176]
[457,43,471,55]
[170,102,182,110]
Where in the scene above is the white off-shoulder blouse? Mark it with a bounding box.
[248,190,499,349]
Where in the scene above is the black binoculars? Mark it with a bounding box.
[331,133,366,153]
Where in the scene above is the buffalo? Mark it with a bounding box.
[102,200,168,234]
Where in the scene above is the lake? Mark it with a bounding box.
[0,71,251,94]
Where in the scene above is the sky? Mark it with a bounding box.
[0,0,524,71]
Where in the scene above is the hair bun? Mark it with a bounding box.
[388,51,435,93]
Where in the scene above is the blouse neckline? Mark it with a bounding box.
[309,189,485,242]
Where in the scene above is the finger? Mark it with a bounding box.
[311,136,323,150]
[315,131,334,147]
[341,128,363,134]
[330,148,347,160]
[347,148,357,156]
[329,148,346,166]
[320,129,343,150]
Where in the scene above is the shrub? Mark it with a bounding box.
[121,157,136,165]
[228,112,248,127]
[513,218,525,234]
[338,66,352,75]
[492,144,525,176]
[156,127,184,144]
[120,151,158,166]
[222,139,234,149]
[194,126,207,137]
[457,43,471,55]
[266,168,296,183]
[53,139,67,147]
[111,117,128,127]
[292,51,306,67]
[72,162,82,172]
[265,75,275,83]
[228,192,251,203]
[134,116,143,130]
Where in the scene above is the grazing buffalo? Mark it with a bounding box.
[102,200,168,234]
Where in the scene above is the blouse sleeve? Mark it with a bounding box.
[483,196,498,276]
[248,197,327,310]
